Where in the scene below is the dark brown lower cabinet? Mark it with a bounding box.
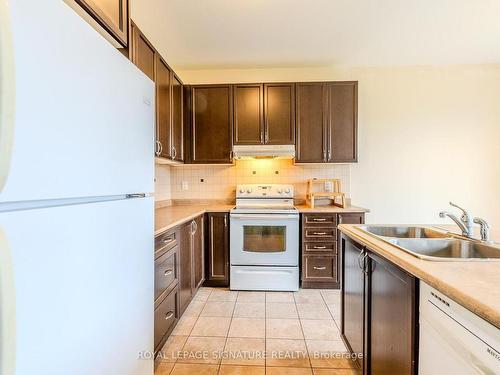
[341,234,417,375]
[179,221,193,314]
[179,216,205,314]
[193,215,205,290]
[204,212,230,287]
[368,252,417,375]
[341,236,366,374]
[154,286,179,351]
[302,212,364,289]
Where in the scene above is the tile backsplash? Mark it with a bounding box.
[166,159,351,201]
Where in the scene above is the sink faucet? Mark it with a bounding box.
[473,217,491,242]
[439,202,474,237]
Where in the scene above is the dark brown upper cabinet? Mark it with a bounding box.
[327,82,357,162]
[185,85,233,164]
[295,82,328,163]
[171,73,184,162]
[296,81,358,163]
[155,55,172,159]
[130,22,155,81]
[233,84,264,145]
[233,83,295,145]
[264,83,295,144]
[73,0,129,47]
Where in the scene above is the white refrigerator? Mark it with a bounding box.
[0,1,155,374]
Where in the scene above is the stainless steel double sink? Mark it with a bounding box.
[358,225,500,261]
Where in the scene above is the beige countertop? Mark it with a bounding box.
[295,204,370,213]
[155,204,234,236]
[155,203,369,235]
[339,224,500,328]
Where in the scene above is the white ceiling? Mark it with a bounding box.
[131,0,500,70]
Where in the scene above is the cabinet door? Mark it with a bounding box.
[295,83,327,163]
[327,82,357,163]
[234,84,264,145]
[341,235,365,374]
[130,22,155,81]
[171,73,183,162]
[264,83,295,144]
[179,221,193,314]
[156,56,172,159]
[368,252,417,375]
[205,213,229,287]
[74,0,128,47]
[193,216,205,290]
[190,85,233,163]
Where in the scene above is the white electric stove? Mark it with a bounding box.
[230,184,299,291]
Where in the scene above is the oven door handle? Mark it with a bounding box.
[230,214,299,220]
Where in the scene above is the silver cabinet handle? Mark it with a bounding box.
[224,215,227,227]
[313,218,327,222]
[163,236,174,244]
[313,266,326,270]
[172,146,177,159]
[260,130,264,144]
[323,149,327,161]
[328,150,332,161]
[191,220,197,235]
[313,232,327,235]
[164,269,173,276]
[165,311,174,320]
[158,141,163,156]
[338,216,343,224]
[313,245,327,249]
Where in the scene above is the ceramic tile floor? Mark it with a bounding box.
[155,288,360,375]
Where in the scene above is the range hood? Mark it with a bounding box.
[232,144,296,159]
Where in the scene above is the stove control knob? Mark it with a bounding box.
[285,188,291,194]
[247,188,252,193]
[277,189,283,194]
[239,188,245,194]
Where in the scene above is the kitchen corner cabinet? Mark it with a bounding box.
[233,83,295,145]
[185,85,233,164]
[204,212,230,287]
[341,235,417,375]
[296,81,357,163]
[73,0,129,47]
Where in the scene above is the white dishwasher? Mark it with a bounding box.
[419,282,500,375]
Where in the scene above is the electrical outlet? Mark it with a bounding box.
[181,181,189,191]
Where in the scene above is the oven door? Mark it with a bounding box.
[230,213,299,266]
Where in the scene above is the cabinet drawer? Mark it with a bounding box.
[303,213,337,227]
[154,246,179,301]
[154,287,179,350]
[304,256,338,282]
[155,229,178,256]
[304,228,337,241]
[303,242,337,254]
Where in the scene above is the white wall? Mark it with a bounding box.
[178,64,500,228]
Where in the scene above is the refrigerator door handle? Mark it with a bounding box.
[0,228,16,375]
[0,0,16,193]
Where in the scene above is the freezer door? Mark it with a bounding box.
[0,197,154,375]
[0,0,154,203]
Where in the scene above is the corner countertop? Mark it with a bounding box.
[155,203,369,236]
[338,224,500,328]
